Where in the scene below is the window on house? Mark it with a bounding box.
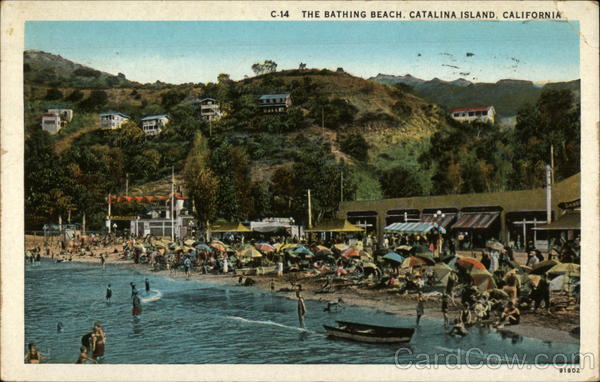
[453,113,459,117]
[482,111,488,116]
[468,112,475,116]
[475,111,482,116]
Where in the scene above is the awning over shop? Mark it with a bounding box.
[533,212,580,231]
[452,212,500,230]
[384,222,446,234]
[209,222,251,232]
[305,219,364,232]
[250,221,290,233]
[421,213,456,229]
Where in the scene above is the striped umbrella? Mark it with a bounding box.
[530,260,559,275]
[291,245,314,257]
[315,245,333,254]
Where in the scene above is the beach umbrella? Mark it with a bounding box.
[530,260,559,275]
[489,288,509,299]
[209,241,226,252]
[415,252,436,265]
[315,245,333,254]
[255,243,275,253]
[486,240,504,251]
[195,244,212,252]
[342,247,360,259]
[456,257,486,271]
[184,239,195,246]
[527,274,542,288]
[470,269,496,291]
[333,243,349,252]
[433,262,453,285]
[401,256,427,268]
[383,252,404,264]
[291,245,313,257]
[240,247,263,258]
[396,245,412,252]
[546,262,580,275]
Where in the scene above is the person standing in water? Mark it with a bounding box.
[100,253,106,270]
[105,284,112,303]
[132,291,142,317]
[183,256,192,280]
[296,290,306,328]
[90,322,106,360]
[130,282,137,298]
[144,278,150,294]
[416,293,425,326]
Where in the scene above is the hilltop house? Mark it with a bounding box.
[41,113,62,134]
[99,111,130,130]
[47,105,74,123]
[141,114,169,135]
[258,93,292,113]
[449,106,496,124]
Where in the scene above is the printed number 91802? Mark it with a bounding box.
[559,367,580,373]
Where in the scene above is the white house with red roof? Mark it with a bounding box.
[449,105,496,124]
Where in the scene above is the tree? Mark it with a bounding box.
[44,88,63,100]
[183,133,219,227]
[79,90,108,111]
[339,133,369,161]
[298,62,307,70]
[66,89,84,102]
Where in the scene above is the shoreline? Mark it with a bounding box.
[33,248,580,345]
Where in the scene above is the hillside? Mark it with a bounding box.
[24,50,139,89]
[370,74,580,117]
[24,52,453,206]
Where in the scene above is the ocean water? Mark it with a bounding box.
[25,260,579,364]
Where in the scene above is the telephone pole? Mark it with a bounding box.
[340,170,344,202]
[125,173,129,196]
[307,189,312,229]
[171,166,175,241]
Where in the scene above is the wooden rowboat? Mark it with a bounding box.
[323,320,415,344]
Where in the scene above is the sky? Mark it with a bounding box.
[25,21,580,84]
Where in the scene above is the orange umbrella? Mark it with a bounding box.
[456,257,486,270]
[342,247,360,259]
[255,243,275,253]
[209,241,226,252]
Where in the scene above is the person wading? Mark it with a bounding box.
[296,290,307,328]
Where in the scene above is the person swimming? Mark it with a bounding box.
[76,346,97,364]
[25,342,44,363]
[57,322,64,332]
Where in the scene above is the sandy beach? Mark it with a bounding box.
[25,236,579,345]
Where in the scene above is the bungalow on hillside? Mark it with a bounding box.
[41,113,62,134]
[449,106,496,124]
[47,105,74,123]
[141,114,169,135]
[99,111,130,130]
[198,98,223,121]
[258,93,292,113]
